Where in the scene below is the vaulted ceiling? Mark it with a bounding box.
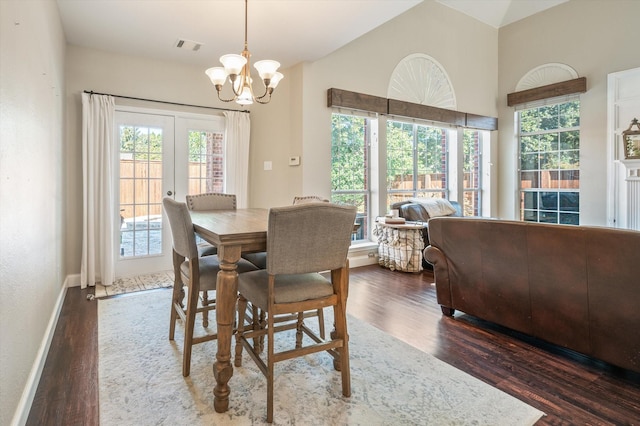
[56,0,568,70]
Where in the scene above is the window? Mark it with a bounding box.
[463,129,482,216]
[387,120,448,207]
[331,113,487,244]
[518,99,580,225]
[331,113,370,242]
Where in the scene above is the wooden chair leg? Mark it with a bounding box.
[258,309,266,353]
[182,279,200,377]
[266,313,275,423]
[202,290,209,328]
[170,252,184,341]
[317,308,325,339]
[235,294,248,367]
[169,282,181,341]
[295,312,304,349]
[334,303,351,397]
[251,304,261,353]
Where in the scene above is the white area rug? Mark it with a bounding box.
[98,290,544,425]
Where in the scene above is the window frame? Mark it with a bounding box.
[330,112,374,243]
[386,119,450,207]
[516,97,580,225]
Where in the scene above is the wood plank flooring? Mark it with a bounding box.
[27,265,640,425]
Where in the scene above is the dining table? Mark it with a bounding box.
[189,208,269,413]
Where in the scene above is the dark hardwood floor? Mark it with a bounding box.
[27,265,640,425]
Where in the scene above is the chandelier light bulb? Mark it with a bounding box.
[236,85,254,105]
[205,67,228,86]
[254,60,281,80]
[220,54,247,76]
[268,72,284,90]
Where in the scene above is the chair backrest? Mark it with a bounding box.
[186,193,236,211]
[162,197,199,260]
[266,203,357,275]
[292,195,329,205]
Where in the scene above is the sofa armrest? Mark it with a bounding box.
[423,245,455,316]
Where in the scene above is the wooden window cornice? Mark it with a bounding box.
[327,88,387,114]
[327,88,498,131]
[507,77,587,107]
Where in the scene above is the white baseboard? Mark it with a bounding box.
[66,273,81,288]
[10,283,68,426]
[348,243,379,268]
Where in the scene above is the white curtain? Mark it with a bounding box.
[81,93,116,288]
[224,111,251,208]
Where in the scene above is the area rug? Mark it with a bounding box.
[98,290,545,425]
[94,271,173,298]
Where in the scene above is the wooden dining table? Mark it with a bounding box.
[189,208,269,413]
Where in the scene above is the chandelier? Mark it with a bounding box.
[205,0,283,106]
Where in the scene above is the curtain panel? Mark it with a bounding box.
[223,111,250,208]
[81,93,116,288]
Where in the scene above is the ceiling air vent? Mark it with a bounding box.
[175,38,202,52]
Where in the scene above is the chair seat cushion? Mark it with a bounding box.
[197,242,218,257]
[241,252,267,269]
[238,270,334,310]
[180,256,258,292]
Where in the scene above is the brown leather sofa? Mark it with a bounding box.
[424,217,640,373]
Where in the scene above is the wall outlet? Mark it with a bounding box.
[263,161,272,171]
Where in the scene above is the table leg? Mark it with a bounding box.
[213,245,241,413]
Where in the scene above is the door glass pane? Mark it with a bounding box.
[119,125,164,258]
[187,130,224,195]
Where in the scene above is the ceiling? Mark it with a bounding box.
[56,0,568,70]
[437,0,568,28]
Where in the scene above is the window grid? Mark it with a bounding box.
[330,114,370,242]
[518,100,580,225]
[387,120,448,208]
[463,130,481,216]
[119,125,164,258]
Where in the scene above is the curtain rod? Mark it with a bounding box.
[83,90,249,113]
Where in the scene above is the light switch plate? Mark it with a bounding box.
[264,161,272,171]
[289,156,300,166]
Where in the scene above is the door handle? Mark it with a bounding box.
[166,191,173,196]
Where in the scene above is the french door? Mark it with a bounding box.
[115,111,174,277]
[114,109,226,278]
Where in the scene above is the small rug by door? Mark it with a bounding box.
[98,290,545,425]
[94,271,173,298]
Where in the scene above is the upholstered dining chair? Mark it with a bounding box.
[234,203,357,423]
[242,195,329,270]
[185,192,237,257]
[242,195,330,339]
[162,197,258,377]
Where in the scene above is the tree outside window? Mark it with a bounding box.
[386,120,447,208]
[331,113,369,241]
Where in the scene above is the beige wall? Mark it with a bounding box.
[0,1,67,424]
[258,0,499,214]
[497,0,640,223]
